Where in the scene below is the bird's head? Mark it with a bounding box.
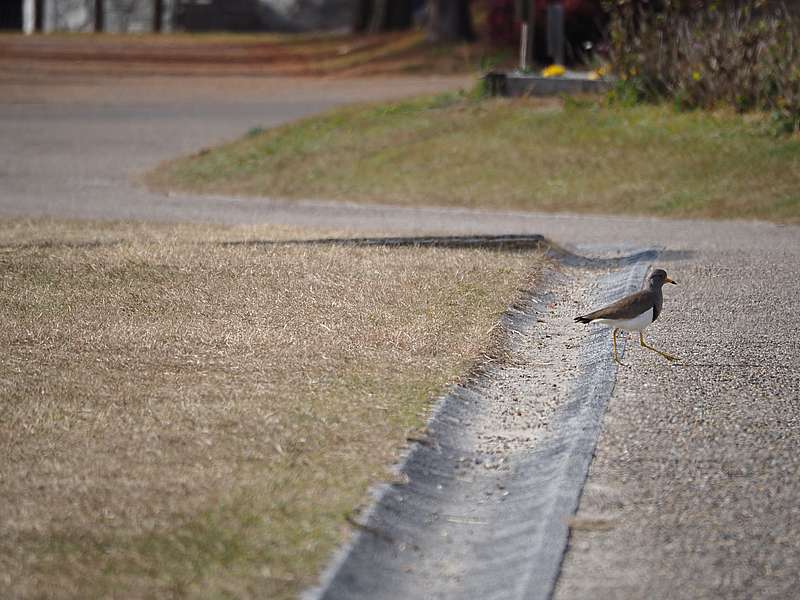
[648,268,677,287]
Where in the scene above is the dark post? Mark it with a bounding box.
[547,0,564,65]
[153,0,163,32]
[94,0,104,32]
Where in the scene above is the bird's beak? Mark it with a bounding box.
[665,277,677,285]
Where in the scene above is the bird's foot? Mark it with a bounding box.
[641,340,681,363]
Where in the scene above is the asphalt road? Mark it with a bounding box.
[0,73,472,222]
[2,71,798,599]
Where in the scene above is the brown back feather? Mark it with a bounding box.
[574,290,655,323]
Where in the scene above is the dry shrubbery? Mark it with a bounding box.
[605,0,800,132]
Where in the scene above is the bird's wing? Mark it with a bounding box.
[579,290,654,321]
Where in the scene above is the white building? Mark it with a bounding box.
[12,0,354,34]
[17,0,174,33]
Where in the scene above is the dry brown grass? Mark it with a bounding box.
[0,31,486,78]
[0,219,545,599]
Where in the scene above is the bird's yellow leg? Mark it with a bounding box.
[639,331,680,362]
[612,328,627,366]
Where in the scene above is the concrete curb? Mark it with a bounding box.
[484,71,614,97]
[304,248,656,600]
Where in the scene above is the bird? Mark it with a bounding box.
[574,268,679,365]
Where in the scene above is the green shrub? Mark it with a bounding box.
[604,1,800,132]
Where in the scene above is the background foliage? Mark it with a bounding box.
[604,0,800,132]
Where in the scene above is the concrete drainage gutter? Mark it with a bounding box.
[305,247,656,600]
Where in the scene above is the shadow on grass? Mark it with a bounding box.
[216,234,694,267]
[0,234,694,267]
[0,240,124,251]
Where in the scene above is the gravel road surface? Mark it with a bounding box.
[2,71,798,599]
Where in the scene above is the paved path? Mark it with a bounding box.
[0,73,470,222]
[2,72,798,599]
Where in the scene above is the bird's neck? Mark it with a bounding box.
[650,282,664,321]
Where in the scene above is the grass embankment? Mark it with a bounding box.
[148,94,800,223]
[0,219,543,599]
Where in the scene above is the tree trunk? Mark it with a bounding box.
[34,0,45,31]
[353,0,372,31]
[153,0,163,32]
[354,0,412,32]
[426,0,475,43]
[384,0,412,30]
[94,0,104,32]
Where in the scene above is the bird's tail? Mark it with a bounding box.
[574,315,593,324]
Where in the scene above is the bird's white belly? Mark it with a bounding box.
[594,307,654,332]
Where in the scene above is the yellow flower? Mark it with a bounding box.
[542,64,566,78]
[692,71,702,81]
[588,64,609,80]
